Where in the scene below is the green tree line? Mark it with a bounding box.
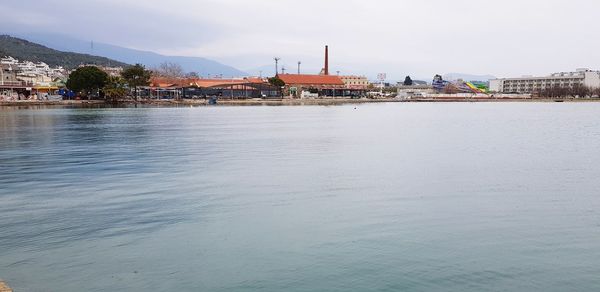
[66,64,152,101]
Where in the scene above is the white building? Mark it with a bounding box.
[396,84,435,98]
[1,56,66,86]
[490,69,600,93]
[79,64,123,77]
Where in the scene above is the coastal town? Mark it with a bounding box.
[2,45,600,104]
[5,0,600,291]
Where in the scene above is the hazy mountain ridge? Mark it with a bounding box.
[0,35,128,69]
[443,73,496,82]
[16,33,247,77]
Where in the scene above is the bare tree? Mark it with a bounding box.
[186,71,199,78]
[152,62,185,78]
[539,85,592,98]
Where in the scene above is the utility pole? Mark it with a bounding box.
[274,57,280,76]
[297,61,301,75]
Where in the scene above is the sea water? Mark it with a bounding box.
[1,103,600,291]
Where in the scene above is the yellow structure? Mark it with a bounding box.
[0,281,13,292]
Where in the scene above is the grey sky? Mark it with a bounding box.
[2,0,600,79]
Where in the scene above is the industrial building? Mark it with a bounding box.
[277,73,347,97]
[278,46,367,98]
[490,69,600,93]
[145,77,281,99]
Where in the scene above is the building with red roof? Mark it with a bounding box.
[145,77,280,99]
[277,73,365,98]
[272,46,368,98]
[276,74,345,87]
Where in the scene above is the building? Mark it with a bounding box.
[277,74,351,97]
[276,46,367,98]
[340,75,370,89]
[1,63,32,100]
[79,64,123,77]
[490,69,600,93]
[0,64,19,85]
[146,77,280,99]
[0,56,68,100]
[396,84,435,98]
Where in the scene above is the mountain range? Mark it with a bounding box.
[0,35,128,69]
[8,33,247,76]
[2,33,496,81]
[443,73,496,82]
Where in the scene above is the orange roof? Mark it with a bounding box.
[190,78,248,88]
[277,74,345,86]
[150,77,271,88]
[245,77,268,84]
[150,77,245,88]
[150,77,193,87]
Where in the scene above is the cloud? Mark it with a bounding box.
[2,0,600,79]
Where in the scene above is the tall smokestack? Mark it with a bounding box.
[324,45,329,75]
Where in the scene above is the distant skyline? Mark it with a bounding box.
[2,0,600,80]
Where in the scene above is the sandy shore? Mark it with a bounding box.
[0,281,12,292]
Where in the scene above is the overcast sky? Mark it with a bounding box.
[2,0,600,79]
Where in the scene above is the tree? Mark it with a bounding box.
[539,84,592,99]
[186,71,199,78]
[153,62,185,78]
[103,76,128,101]
[121,64,152,99]
[403,76,413,86]
[268,77,285,87]
[66,66,109,99]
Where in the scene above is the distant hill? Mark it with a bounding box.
[0,35,128,69]
[16,33,248,77]
[443,73,496,82]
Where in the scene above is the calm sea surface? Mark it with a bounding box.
[1,103,600,291]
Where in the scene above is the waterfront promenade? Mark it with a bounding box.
[0,98,399,107]
[2,97,600,107]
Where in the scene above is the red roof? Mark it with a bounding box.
[150,77,271,88]
[150,77,193,87]
[277,74,345,86]
[245,77,268,84]
[190,78,247,88]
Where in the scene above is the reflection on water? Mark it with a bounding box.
[0,108,188,254]
[1,104,600,292]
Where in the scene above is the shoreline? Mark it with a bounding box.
[1,97,600,107]
[404,98,600,102]
[0,98,399,107]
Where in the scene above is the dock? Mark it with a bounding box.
[0,281,12,292]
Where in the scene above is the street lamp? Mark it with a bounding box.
[274,58,280,76]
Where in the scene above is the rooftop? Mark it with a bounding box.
[150,77,270,88]
[277,74,345,86]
